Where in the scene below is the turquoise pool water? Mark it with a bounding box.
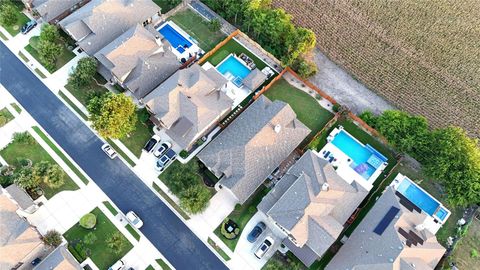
[435,207,449,221]
[158,24,192,53]
[331,130,387,180]
[216,55,251,86]
[397,179,439,216]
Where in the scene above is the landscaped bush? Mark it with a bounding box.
[179,185,211,214]
[13,167,38,189]
[106,231,128,254]
[179,150,189,159]
[32,161,65,188]
[79,213,97,229]
[209,19,221,32]
[291,57,318,78]
[68,57,97,89]
[220,219,239,240]
[42,230,62,247]
[12,132,35,144]
[332,103,341,112]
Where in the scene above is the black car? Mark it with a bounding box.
[21,20,37,34]
[247,222,266,243]
[143,135,160,153]
[31,258,41,266]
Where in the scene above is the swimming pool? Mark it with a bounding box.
[216,55,251,86]
[331,130,387,180]
[397,179,439,216]
[158,23,192,53]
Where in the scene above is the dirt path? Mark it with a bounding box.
[309,48,395,115]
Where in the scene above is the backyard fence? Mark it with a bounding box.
[253,68,288,100]
[198,29,240,64]
[302,113,340,150]
[285,67,338,105]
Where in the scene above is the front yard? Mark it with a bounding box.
[64,73,108,106]
[64,207,133,269]
[214,186,270,251]
[119,109,154,158]
[0,107,14,127]
[0,132,79,199]
[204,39,269,71]
[0,1,29,36]
[169,9,226,52]
[25,36,76,73]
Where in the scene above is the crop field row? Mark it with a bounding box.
[273,0,480,138]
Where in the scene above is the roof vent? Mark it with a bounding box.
[274,124,281,133]
[411,263,416,268]
[322,183,329,191]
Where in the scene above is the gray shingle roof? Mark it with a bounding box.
[5,184,34,210]
[34,245,82,270]
[95,24,180,98]
[144,64,232,150]
[326,187,446,270]
[33,0,83,22]
[59,0,160,55]
[198,96,310,203]
[258,150,368,262]
[242,68,267,90]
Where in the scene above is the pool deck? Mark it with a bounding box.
[157,21,203,61]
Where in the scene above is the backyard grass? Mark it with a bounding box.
[33,126,89,185]
[119,110,153,158]
[214,186,270,251]
[103,201,118,216]
[0,133,78,199]
[152,182,190,220]
[58,91,88,121]
[106,139,136,167]
[10,103,21,113]
[64,207,133,270]
[25,36,76,73]
[0,2,29,36]
[153,0,181,13]
[169,9,226,52]
[264,78,333,142]
[448,217,480,268]
[125,224,141,241]
[204,39,268,70]
[64,73,108,106]
[18,51,29,62]
[0,107,14,127]
[156,258,171,270]
[207,237,231,261]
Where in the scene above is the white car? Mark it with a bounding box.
[101,143,117,159]
[126,211,143,229]
[108,260,124,270]
[153,141,172,157]
[254,237,274,259]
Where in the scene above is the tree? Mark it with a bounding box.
[39,24,60,43]
[0,3,17,26]
[44,164,65,188]
[83,232,97,245]
[79,213,97,229]
[291,57,317,78]
[179,185,211,214]
[14,167,39,189]
[37,39,62,70]
[42,230,62,247]
[68,57,97,88]
[87,93,137,139]
[359,110,378,128]
[106,232,127,254]
[208,19,221,32]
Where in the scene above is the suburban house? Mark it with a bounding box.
[0,189,43,269]
[326,186,446,270]
[26,0,90,23]
[34,245,82,270]
[198,95,311,204]
[58,0,161,55]
[143,64,233,150]
[258,150,369,267]
[95,24,180,99]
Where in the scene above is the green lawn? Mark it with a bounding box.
[204,39,269,70]
[125,224,141,241]
[106,139,136,167]
[156,258,171,270]
[264,78,333,143]
[214,186,270,251]
[58,91,88,120]
[169,9,226,52]
[0,133,78,199]
[64,207,133,270]
[103,201,118,216]
[18,51,29,62]
[0,2,29,36]
[34,68,47,78]
[448,217,480,269]
[152,0,181,13]
[33,126,89,185]
[25,36,76,73]
[0,31,8,40]
[119,110,153,158]
[10,103,21,113]
[152,182,190,220]
[0,107,14,127]
[207,237,231,261]
[64,74,108,106]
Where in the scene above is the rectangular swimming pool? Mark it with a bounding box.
[216,55,251,86]
[158,23,192,53]
[397,179,439,216]
[331,130,387,180]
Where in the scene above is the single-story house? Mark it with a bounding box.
[95,24,180,99]
[326,186,446,270]
[58,0,160,55]
[30,0,89,23]
[34,245,82,270]
[198,95,310,204]
[258,150,368,266]
[143,64,233,150]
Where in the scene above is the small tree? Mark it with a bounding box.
[179,185,211,214]
[68,57,97,88]
[291,57,318,78]
[14,167,39,189]
[42,230,62,247]
[37,40,62,70]
[209,19,221,32]
[79,213,97,229]
[87,93,137,139]
[12,131,35,144]
[39,24,60,43]
[0,3,17,26]
[83,232,97,245]
[44,164,65,188]
[106,232,127,254]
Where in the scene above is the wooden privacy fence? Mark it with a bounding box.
[198,29,240,64]
[253,68,287,100]
[285,67,338,105]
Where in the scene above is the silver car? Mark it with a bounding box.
[254,237,274,259]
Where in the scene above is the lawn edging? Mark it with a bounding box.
[207,237,231,261]
[152,182,190,220]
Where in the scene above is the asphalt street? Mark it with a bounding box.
[0,42,227,270]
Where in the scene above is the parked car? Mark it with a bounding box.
[108,260,124,270]
[247,222,266,243]
[21,20,37,34]
[101,143,117,159]
[143,135,160,153]
[126,211,143,229]
[155,149,176,171]
[31,258,41,266]
[153,141,172,157]
[254,237,274,259]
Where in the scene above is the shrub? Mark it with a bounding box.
[292,57,318,78]
[32,161,65,188]
[332,103,341,112]
[359,110,378,128]
[0,115,7,126]
[209,19,221,32]
[12,132,35,144]
[79,213,97,229]
[0,3,17,26]
[68,57,98,88]
[42,230,62,247]
[106,232,127,254]
[39,24,60,43]
[83,232,97,245]
[14,167,39,189]
[179,185,211,214]
[179,150,189,159]
[315,93,322,100]
[220,219,239,240]
[137,108,150,123]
